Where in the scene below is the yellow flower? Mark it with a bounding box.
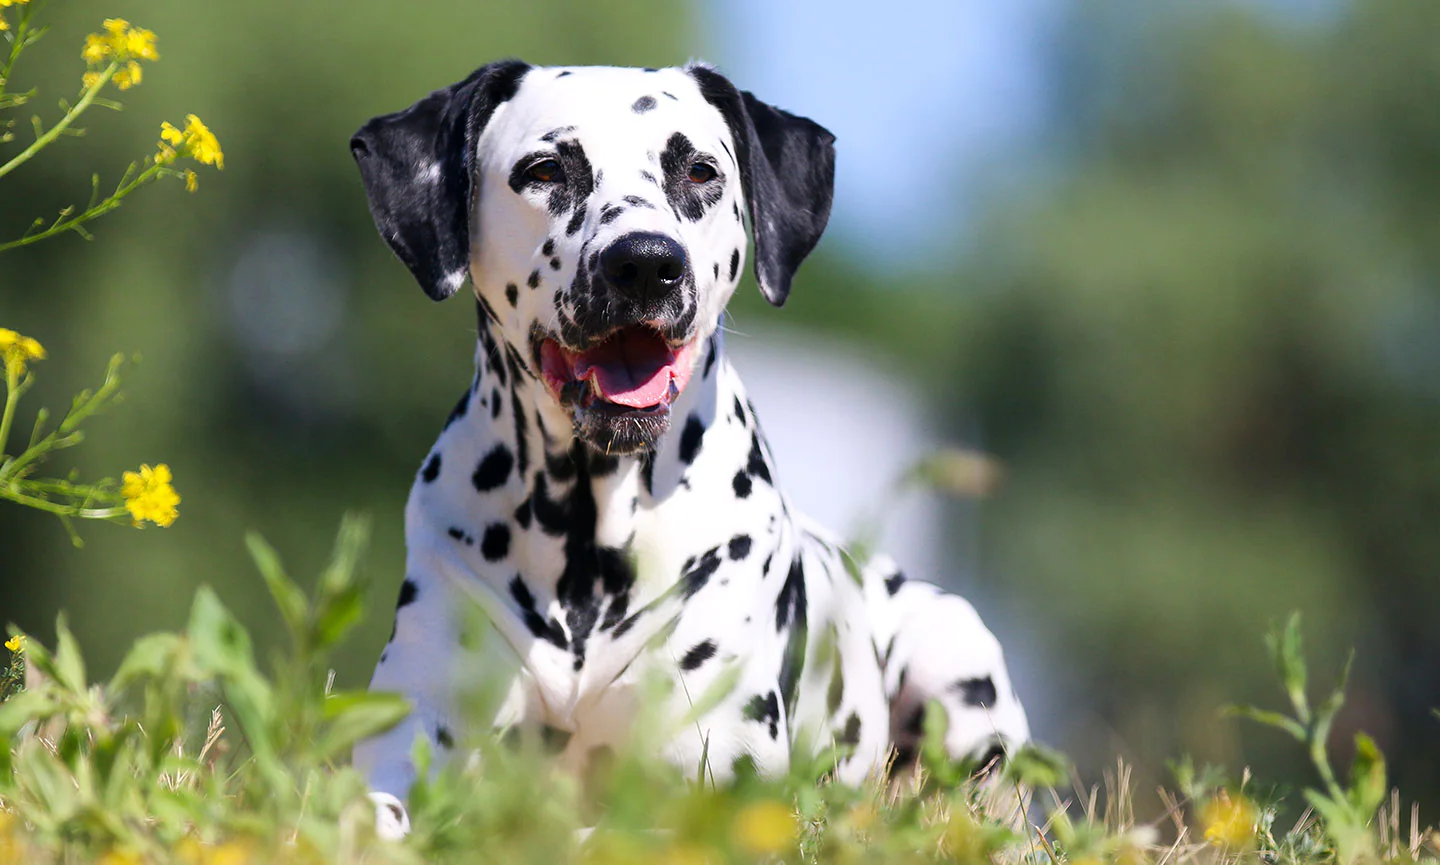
[4,635,23,653]
[1201,791,1257,848]
[82,32,111,63]
[121,463,181,528]
[82,71,104,90]
[185,169,199,193]
[731,799,795,856]
[184,115,224,168]
[0,18,8,32]
[113,60,142,91]
[0,328,46,379]
[81,18,158,72]
[156,115,224,170]
[124,27,158,62]
[0,0,33,7]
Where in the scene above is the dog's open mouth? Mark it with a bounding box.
[540,326,698,413]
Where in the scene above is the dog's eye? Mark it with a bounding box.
[687,162,717,184]
[527,159,563,183]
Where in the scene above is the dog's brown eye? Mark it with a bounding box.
[687,162,716,184]
[527,159,563,183]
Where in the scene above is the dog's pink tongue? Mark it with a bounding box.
[575,330,676,408]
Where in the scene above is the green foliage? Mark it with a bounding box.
[0,526,1434,863]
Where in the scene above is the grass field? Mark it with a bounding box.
[0,517,1431,865]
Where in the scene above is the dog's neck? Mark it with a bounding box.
[431,309,777,668]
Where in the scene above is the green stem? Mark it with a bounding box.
[0,163,170,253]
[0,365,17,461]
[0,60,115,181]
[0,484,124,520]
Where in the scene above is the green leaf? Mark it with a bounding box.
[109,632,184,692]
[312,584,364,653]
[673,661,743,732]
[312,690,410,763]
[48,614,87,694]
[1346,732,1386,818]
[246,532,307,640]
[1266,612,1310,724]
[1223,705,1307,741]
[1002,743,1070,788]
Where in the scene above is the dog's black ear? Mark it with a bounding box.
[688,64,836,307]
[351,60,531,300]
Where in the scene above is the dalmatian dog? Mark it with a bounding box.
[349,60,1029,836]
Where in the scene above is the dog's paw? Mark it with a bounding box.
[369,791,411,840]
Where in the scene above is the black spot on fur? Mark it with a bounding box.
[733,470,752,498]
[436,725,455,749]
[444,390,469,430]
[421,453,442,483]
[505,282,518,306]
[511,388,530,475]
[527,269,541,289]
[481,523,511,562]
[743,691,781,740]
[713,262,720,279]
[776,558,808,718]
[472,444,514,492]
[556,71,572,79]
[747,432,773,485]
[546,449,577,481]
[679,639,717,671]
[514,498,533,529]
[728,534,752,560]
[662,91,678,100]
[678,413,704,464]
[542,238,555,256]
[396,578,418,609]
[838,712,862,748]
[632,95,657,113]
[640,169,658,185]
[733,396,745,423]
[681,547,722,598]
[531,474,569,536]
[550,256,562,270]
[509,576,568,649]
[954,676,998,708]
[884,571,906,595]
[703,337,718,378]
[660,132,723,222]
[565,202,587,236]
[776,558,806,631]
[622,195,654,209]
[728,248,740,281]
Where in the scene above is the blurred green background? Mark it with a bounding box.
[4,0,1439,809]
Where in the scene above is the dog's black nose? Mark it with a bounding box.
[599,232,688,302]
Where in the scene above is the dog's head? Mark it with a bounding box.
[351,62,835,454]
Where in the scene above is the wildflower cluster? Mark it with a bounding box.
[81,18,158,91]
[0,327,45,380]
[120,462,181,527]
[156,114,224,190]
[0,3,223,249]
[0,326,181,541]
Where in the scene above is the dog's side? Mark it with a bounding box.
[349,61,1029,832]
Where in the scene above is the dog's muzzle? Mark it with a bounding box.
[537,232,701,453]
